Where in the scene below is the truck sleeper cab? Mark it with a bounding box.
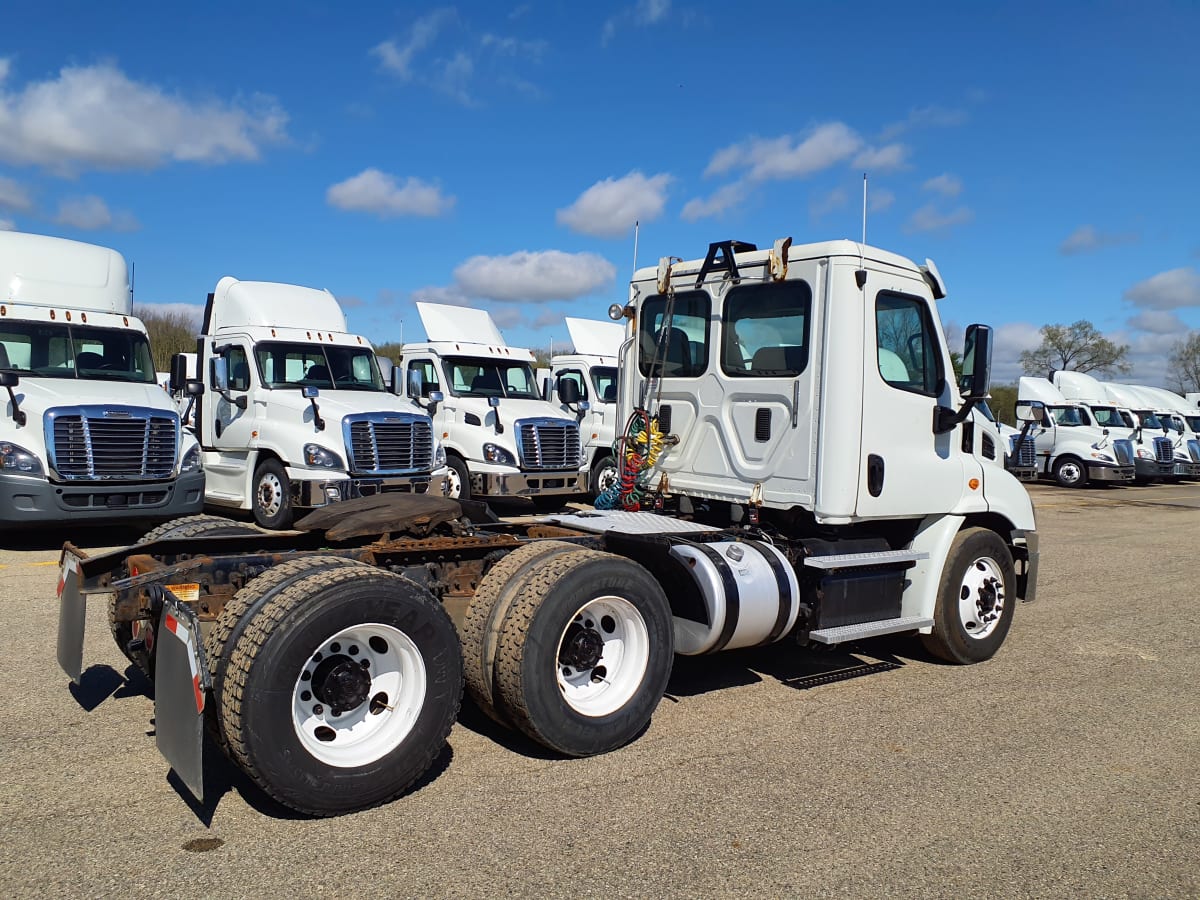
[0,232,203,526]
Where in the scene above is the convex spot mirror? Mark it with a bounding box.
[1014,400,1044,423]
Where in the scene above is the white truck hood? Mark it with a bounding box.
[9,377,178,417]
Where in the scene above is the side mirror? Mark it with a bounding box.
[487,396,501,409]
[579,400,590,412]
[185,379,204,397]
[557,378,581,405]
[407,369,424,400]
[1014,400,1043,423]
[390,367,403,396]
[302,386,320,399]
[170,353,189,393]
[301,385,325,430]
[0,370,18,388]
[428,390,444,405]
[959,324,993,400]
[211,357,230,393]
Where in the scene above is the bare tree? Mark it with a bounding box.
[1019,320,1131,376]
[135,307,199,373]
[1168,331,1200,393]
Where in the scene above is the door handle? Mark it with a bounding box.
[867,454,885,497]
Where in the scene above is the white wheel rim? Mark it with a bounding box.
[445,466,462,498]
[1059,462,1082,484]
[291,622,427,767]
[258,472,284,518]
[595,463,618,494]
[555,595,649,717]
[957,556,1006,640]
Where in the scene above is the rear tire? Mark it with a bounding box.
[459,541,581,723]
[921,527,1016,665]
[220,565,463,816]
[253,458,293,529]
[492,549,673,756]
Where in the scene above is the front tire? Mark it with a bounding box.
[921,527,1016,665]
[492,549,673,756]
[590,454,618,500]
[444,455,471,501]
[1052,455,1088,488]
[253,458,293,529]
[219,565,463,816]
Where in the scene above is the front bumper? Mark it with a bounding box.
[472,469,588,498]
[1134,459,1174,479]
[1172,461,1200,478]
[1012,528,1039,602]
[291,472,449,509]
[0,469,205,527]
[1087,464,1135,482]
[1005,465,1037,482]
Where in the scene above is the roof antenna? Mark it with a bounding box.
[130,260,136,301]
[631,220,640,278]
[855,174,868,289]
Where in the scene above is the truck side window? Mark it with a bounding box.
[408,360,440,397]
[638,290,709,378]
[875,292,942,396]
[556,369,586,400]
[227,346,251,391]
[722,281,811,377]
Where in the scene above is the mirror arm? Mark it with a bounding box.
[4,385,26,427]
[309,397,325,431]
[933,397,979,435]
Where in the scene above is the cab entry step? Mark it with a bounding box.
[802,549,928,569]
[807,615,934,644]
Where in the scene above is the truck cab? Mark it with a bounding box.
[401,302,587,504]
[186,277,447,528]
[1094,380,1183,482]
[544,317,624,498]
[0,231,204,526]
[1116,383,1200,479]
[1017,376,1136,487]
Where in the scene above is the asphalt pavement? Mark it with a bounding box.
[1,484,1197,898]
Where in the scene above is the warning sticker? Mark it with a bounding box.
[165,583,201,603]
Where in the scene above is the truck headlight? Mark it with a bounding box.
[1135,447,1152,459]
[434,439,446,467]
[179,444,202,474]
[482,442,516,466]
[304,443,344,469]
[1089,452,1114,462]
[0,442,44,477]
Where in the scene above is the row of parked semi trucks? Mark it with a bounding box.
[0,231,636,530]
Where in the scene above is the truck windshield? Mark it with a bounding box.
[445,357,539,399]
[1090,406,1126,428]
[590,366,618,404]
[0,321,155,383]
[1134,410,1163,429]
[253,342,385,391]
[1049,406,1085,426]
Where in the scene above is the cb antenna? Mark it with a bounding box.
[631,220,640,277]
[855,174,868,289]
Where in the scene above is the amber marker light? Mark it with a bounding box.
[968,478,980,490]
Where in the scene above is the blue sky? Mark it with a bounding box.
[2,1,1197,385]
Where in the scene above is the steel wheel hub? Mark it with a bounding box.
[958,557,1006,640]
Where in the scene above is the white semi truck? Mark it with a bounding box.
[1017,376,1136,487]
[0,232,204,527]
[182,277,447,528]
[57,235,1039,817]
[1114,383,1200,479]
[400,302,587,504]
[1050,371,1174,483]
[543,316,624,498]
[1096,381,1187,482]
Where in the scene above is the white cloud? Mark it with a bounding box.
[602,0,672,44]
[1123,267,1200,310]
[853,143,908,171]
[880,104,968,141]
[326,169,455,218]
[905,203,973,233]
[556,171,671,238]
[705,123,862,181]
[680,182,744,222]
[810,187,847,219]
[1059,224,1138,255]
[0,217,14,231]
[55,195,139,231]
[991,321,1043,382]
[0,58,287,173]
[922,173,963,197]
[0,175,32,211]
[1127,309,1188,334]
[869,187,895,212]
[371,10,455,81]
[453,250,615,302]
[411,284,472,307]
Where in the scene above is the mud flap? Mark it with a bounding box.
[155,593,209,803]
[56,549,85,684]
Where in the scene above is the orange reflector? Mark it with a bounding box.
[968,478,980,490]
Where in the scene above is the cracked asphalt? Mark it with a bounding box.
[1,483,1197,898]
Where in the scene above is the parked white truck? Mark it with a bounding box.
[400,301,587,504]
[182,277,447,528]
[1017,376,1136,487]
[1116,383,1200,479]
[1049,371,1174,483]
[0,231,204,527]
[1095,381,1187,482]
[543,317,624,498]
[58,235,1039,817]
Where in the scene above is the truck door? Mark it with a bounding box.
[206,343,258,456]
[856,286,970,517]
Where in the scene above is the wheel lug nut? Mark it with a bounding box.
[331,642,341,653]
[313,704,323,715]
[349,645,358,655]
[301,690,312,702]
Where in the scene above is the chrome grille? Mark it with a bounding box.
[46,406,178,480]
[1112,439,1134,467]
[516,418,581,470]
[1009,435,1037,467]
[343,413,434,474]
[1153,436,1173,464]
[1188,439,1200,463]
